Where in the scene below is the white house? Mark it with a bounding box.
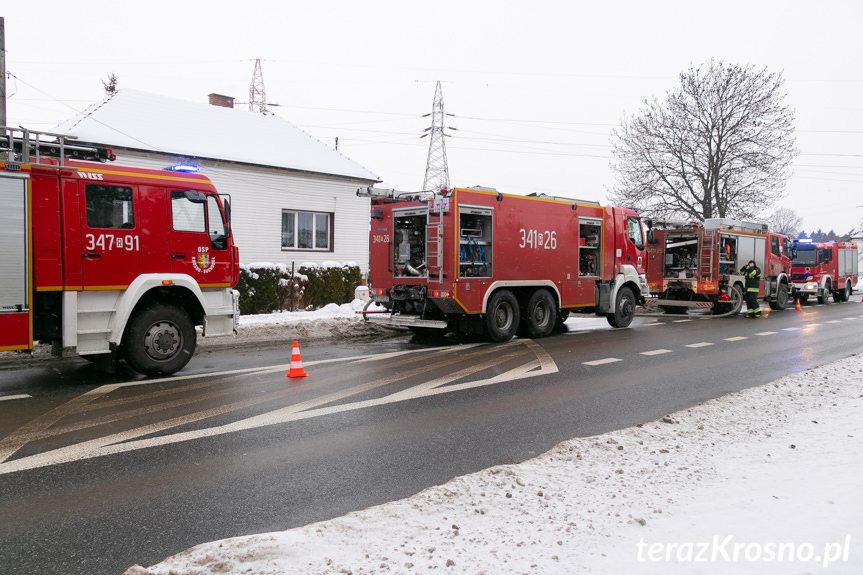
[52,90,379,272]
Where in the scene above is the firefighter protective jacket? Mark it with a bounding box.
[742,265,762,291]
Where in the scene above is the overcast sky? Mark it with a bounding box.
[3,0,862,235]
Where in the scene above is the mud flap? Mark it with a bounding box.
[596,283,612,313]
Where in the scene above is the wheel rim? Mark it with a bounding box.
[494,302,514,331]
[534,301,552,327]
[621,295,634,317]
[143,321,183,361]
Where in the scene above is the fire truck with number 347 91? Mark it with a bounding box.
[790,240,858,304]
[0,126,239,376]
[359,186,650,340]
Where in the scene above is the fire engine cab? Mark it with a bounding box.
[360,186,649,340]
[790,240,858,304]
[0,126,239,376]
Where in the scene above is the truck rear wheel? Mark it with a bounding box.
[606,287,635,328]
[769,282,790,310]
[123,304,196,376]
[485,290,519,342]
[835,280,851,302]
[519,289,557,339]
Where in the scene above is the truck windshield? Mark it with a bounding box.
[794,247,818,265]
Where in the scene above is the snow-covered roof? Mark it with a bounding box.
[52,89,378,182]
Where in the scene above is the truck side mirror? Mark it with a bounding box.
[647,229,656,245]
[222,196,231,223]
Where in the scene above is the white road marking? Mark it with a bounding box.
[782,327,802,332]
[0,394,31,402]
[0,341,556,475]
[724,336,748,342]
[825,320,842,324]
[672,319,692,323]
[641,349,673,356]
[685,342,714,348]
[755,331,777,336]
[582,358,622,366]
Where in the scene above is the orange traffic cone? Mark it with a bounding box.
[286,340,309,378]
[795,298,802,311]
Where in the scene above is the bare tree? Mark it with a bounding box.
[766,206,802,237]
[102,73,119,95]
[609,60,798,222]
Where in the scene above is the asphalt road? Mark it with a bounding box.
[1,300,861,575]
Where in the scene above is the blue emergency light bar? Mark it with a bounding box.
[164,163,200,173]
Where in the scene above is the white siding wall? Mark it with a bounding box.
[111,151,373,273]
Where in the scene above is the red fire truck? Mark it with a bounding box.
[359,186,649,340]
[790,240,858,304]
[0,127,239,376]
[645,219,793,314]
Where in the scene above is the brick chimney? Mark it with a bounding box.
[208,93,235,108]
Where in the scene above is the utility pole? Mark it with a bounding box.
[1,17,6,126]
[421,81,452,192]
[249,59,266,113]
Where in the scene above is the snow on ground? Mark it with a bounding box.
[124,305,863,575]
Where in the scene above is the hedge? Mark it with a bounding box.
[237,262,364,315]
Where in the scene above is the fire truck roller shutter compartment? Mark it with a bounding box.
[0,174,31,350]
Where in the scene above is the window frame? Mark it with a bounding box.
[281,209,334,252]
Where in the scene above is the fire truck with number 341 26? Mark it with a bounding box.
[0,126,239,376]
[359,186,650,340]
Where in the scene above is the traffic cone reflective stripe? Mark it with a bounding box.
[795,298,802,311]
[286,340,309,378]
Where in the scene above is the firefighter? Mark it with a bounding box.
[740,260,762,318]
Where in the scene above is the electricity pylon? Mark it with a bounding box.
[249,59,267,113]
[422,81,451,192]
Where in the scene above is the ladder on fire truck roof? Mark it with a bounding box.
[1,125,115,166]
[699,229,716,278]
[426,213,444,284]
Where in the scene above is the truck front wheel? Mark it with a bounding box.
[485,290,519,342]
[607,287,636,328]
[769,282,790,310]
[123,304,196,376]
[818,280,831,305]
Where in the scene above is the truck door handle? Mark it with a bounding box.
[83,253,101,258]
[171,254,187,259]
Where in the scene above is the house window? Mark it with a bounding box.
[282,210,332,250]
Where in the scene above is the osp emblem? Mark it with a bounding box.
[192,247,217,273]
